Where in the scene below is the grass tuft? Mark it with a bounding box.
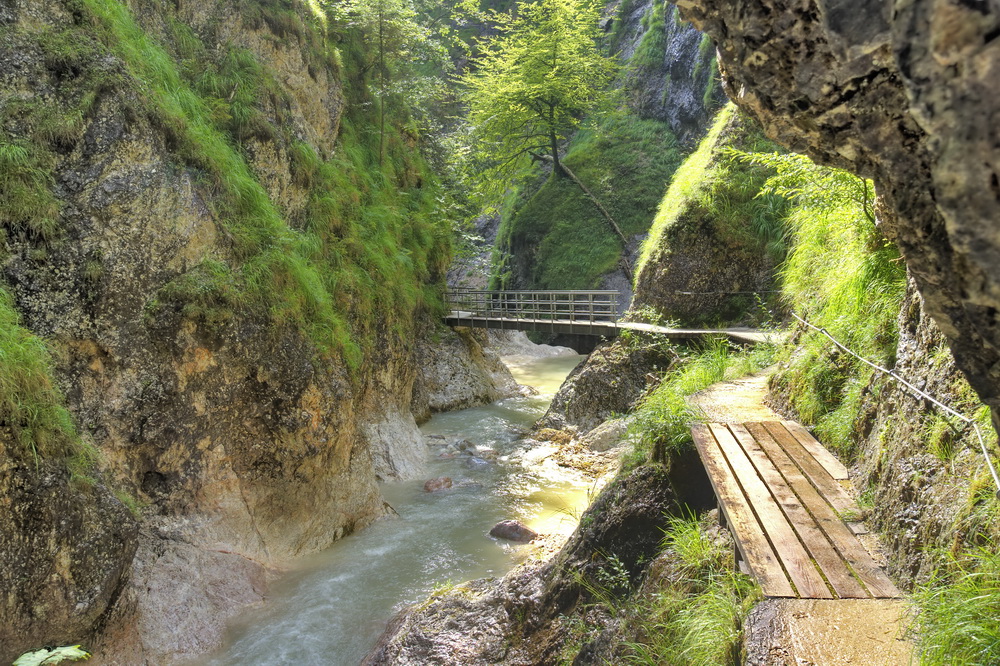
[624,338,775,469]
[624,513,761,665]
[0,287,87,467]
[914,545,1000,666]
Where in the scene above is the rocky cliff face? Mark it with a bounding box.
[672,0,1000,440]
[615,0,724,144]
[0,0,473,661]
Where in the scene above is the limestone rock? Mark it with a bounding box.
[541,337,678,434]
[410,326,521,422]
[423,477,453,493]
[632,105,786,325]
[489,520,538,543]
[674,0,1000,437]
[0,454,137,663]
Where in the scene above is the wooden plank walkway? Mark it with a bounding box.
[691,421,900,599]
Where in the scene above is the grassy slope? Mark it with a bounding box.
[492,114,683,289]
[0,0,450,467]
[631,103,789,325]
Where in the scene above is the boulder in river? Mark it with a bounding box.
[489,520,537,543]
[465,456,490,470]
[423,477,453,493]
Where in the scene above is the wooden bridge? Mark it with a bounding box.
[444,289,775,344]
[693,421,900,599]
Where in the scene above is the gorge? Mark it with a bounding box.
[2,1,999,665]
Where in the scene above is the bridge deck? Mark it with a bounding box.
[445,311,777,344]
[691,421,900,599]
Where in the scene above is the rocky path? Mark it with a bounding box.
[688,369,915,666]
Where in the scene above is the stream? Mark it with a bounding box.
[205,352,589,666]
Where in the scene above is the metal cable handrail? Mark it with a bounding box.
[793,312,1000,500]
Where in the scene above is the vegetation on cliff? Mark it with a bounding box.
[488,0,721,293]
[0,287,90,469]
[631,104,789,325]
[493,116,683,289]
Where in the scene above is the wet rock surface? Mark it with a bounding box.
[423,477,453,493]
[411,326,522,423]
[674,0,1000,441]
[489,520,538,543]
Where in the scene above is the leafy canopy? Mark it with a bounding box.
[460,0,618,207]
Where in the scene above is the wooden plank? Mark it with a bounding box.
[729,424,869,599]
[708,424,832,599]
[783,421,851,480]
[763,422,857,515]
[747,423,901,598]
[691,424,796,597]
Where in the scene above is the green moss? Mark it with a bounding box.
[492,114,683,289]
[758,153,905,453]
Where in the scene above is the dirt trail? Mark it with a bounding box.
[689,368,782,422]
[689,368,915,666]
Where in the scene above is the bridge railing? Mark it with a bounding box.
[446,289,619,326]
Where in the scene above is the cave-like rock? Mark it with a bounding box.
[673,0,1000,427]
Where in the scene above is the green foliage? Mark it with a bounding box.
[13,645,91,666]
[629,0,666,70]
[732,149,905,453]
[79,0,450,369]
[624,339,776,469]
[492,114,683,289]
[636,105,789,282]
[0,141,60,242]
[913,545,1000,666]
[459,0,619,206]
[624,514,760,665]
[0,287,88,469]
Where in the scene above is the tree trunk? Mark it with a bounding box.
[549,130,563,177]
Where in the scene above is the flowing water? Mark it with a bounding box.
[206,352,588,666]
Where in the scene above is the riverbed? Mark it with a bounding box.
[205,352,587,666]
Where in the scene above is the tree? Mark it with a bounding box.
[460,0,618,205]
[327,0,435,166]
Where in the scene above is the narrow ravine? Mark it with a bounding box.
[203,352,590,666]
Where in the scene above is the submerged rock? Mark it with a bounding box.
[489,520,538,543]
[423,477,453,493]
[465,456,490,470]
